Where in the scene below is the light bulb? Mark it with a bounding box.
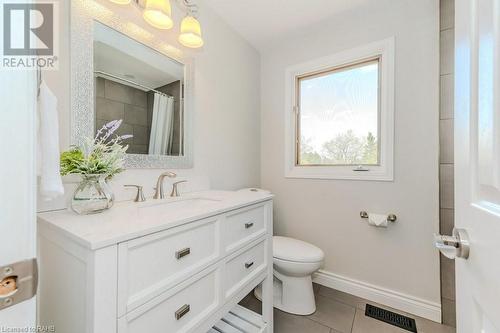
[143,0,173,30]
[178,15,204,48]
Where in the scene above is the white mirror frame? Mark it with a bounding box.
[71,0,194,168]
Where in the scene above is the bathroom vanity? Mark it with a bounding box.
[37,190,273,333]
[41,4,274,331]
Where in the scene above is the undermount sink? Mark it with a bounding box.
[139,196,221,215]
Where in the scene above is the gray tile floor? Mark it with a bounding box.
[238,284,456,333]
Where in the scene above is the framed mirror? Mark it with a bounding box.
[94,22,185,156]
[71,1,193,168]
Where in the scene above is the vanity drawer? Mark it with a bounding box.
[224,240,267,300]
[118,267,220,333]
[223,205,266,252]
[118,217,220,314]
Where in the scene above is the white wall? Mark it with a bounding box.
[39,0,261,211]
[260,0,441,315]
[38,0,442,320]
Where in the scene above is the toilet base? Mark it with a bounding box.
[254,270,316,315]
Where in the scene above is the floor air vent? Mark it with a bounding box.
[365,304,417,332]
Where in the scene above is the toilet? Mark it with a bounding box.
[255,236,325,315]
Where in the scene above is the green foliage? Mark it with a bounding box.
[322,130,364,164]
[60,120,131,178]
[60,148,84,176]
[299,131,378,165]
[60,137,128,178]
[300,137,323,165]
[362,132,378,164]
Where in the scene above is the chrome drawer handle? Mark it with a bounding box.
[175,248,191,260]
[245,222,254,229]
[175,304,190,320]
[245,261,254,269]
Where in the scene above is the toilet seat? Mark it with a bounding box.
[273,236,324,263]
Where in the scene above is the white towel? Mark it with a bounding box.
[368,213,388,228]
[37,80,64,200]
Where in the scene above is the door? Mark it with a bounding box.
[0,43,37,329]
[455,0,500,332]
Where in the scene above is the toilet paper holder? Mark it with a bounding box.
[360,211,397,222]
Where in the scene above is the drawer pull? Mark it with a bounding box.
[175,248,191,260]
[245,222,254,229]
[245,261,254,269]
[175,304,190,320]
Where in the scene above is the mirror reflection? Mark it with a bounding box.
[93,22,184,156]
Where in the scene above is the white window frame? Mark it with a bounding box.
[284,37,395,181]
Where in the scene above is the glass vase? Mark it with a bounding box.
[71,174,114,215]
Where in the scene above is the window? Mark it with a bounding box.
[285,38,394,180]
[296,58,380,166]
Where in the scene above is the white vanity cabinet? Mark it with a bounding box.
[37,191,273,333]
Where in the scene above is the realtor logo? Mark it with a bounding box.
[2,1,59,69]
[4,3,53,55]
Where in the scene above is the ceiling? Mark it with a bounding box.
[94,42,181,89]
[205,0,372,50]
[93,22,184,90]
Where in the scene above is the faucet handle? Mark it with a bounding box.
[124,185,146,202]
[161,171,177,178]
[171,180,187,197]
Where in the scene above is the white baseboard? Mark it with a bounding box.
[312,270,442,323]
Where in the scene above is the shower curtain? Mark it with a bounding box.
[148,93,175,155]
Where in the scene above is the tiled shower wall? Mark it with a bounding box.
[95,77,151,154]
[439,0,456,327]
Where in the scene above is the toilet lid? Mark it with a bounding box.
[273,236,324,263]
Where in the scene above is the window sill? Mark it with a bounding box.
[285,165,394,181]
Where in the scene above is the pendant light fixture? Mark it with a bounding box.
[108,0,204,48]
[179,15,204,48]
[109,0,132,4]
[143,0,174,29]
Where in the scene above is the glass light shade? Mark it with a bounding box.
[178,16,204,48]
[109,0,132,4]
[143,0,173,30]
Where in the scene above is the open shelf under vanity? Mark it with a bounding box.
[208,305,266,333]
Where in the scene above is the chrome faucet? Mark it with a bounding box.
[153,171,177,199]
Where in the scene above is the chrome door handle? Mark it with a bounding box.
[0,258,37,311]
[434,228,470,259]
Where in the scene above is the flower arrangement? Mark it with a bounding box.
[62,120,133,214]
[60,120,132,179]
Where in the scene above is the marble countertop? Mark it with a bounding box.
[38,190,273,250]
